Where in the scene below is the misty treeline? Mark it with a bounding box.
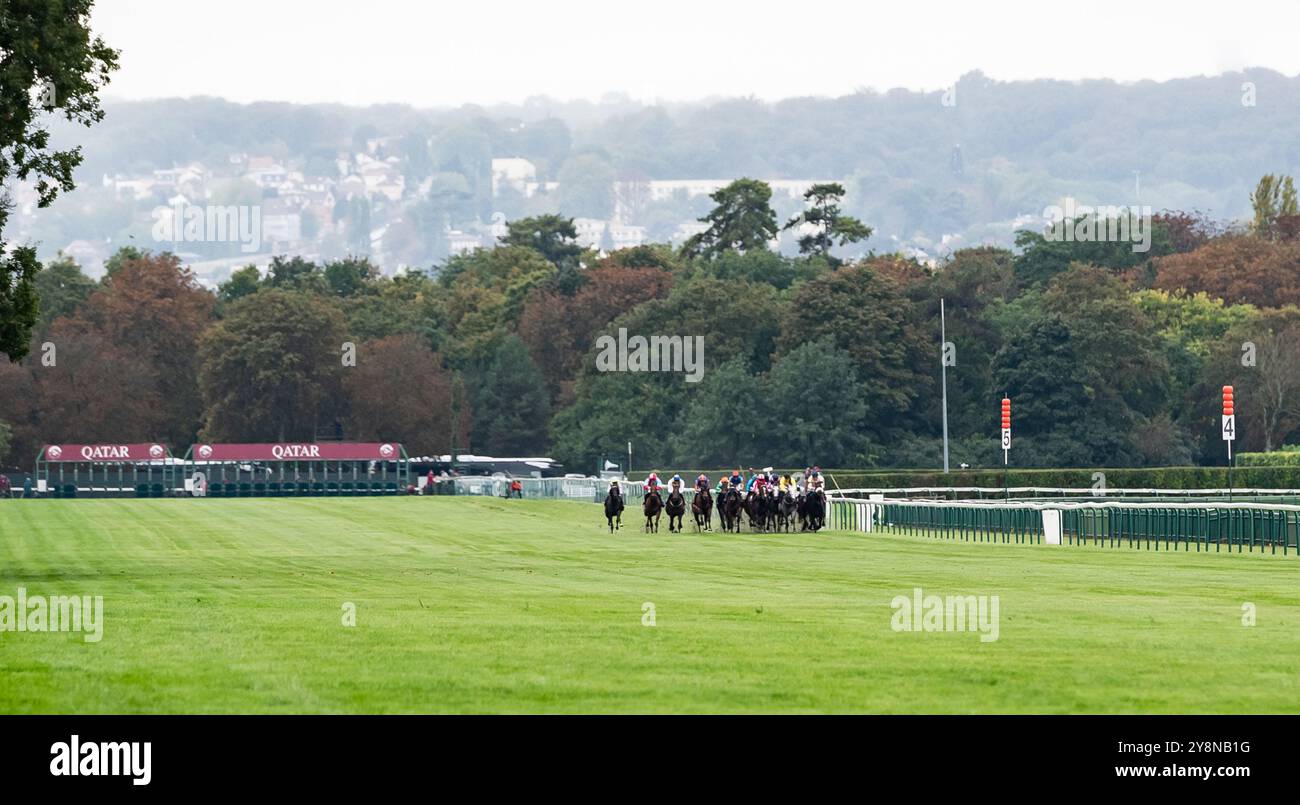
[4,174,1300,472]
[24,69,1300,260]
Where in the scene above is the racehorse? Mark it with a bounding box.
[799,488,826,531]
[691,487,713,531]
[745,489,768,532]
[775,489,797,532]
[664,488,687,533]
[719,488,744,532]
[603,490,625,533]
[643,489,664,533]
[765,490,782,532]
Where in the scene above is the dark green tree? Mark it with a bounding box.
[0,0,118,361]
[783,182,872,261]
[32,254,95,332]
[765,340,872,466]
[681,178,778,260]
[197,290,347,441]
[324,256,379,297]
[471,335,550,455]
[679,358,762,466]
[500,214,583,268]
[217,265,263,305]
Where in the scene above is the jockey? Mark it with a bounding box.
[779,473,793,493]
[670,474,682,491]
[729,468,744,490]
[809,467,824,491]
[717,477,730,495]
[695,474,710,493]
[751,474,768,494]
[646,472,661,495]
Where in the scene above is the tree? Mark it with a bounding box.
[678,358,762,466]
[681,178,778,260]
[0,0,118,361]
[499,215,583,268]
[324,256,379,297]
[197,290,347,441]
[32,254,96,332]
[556,153,617,219]
[266,255,327,293]
[783,182,872,261]
[1204,312,1300,453]
[343,335,468,455]
[518,265,673,404]
[31,323,161,445]
[1250,174,1298,239]
[1153,235,1300,308]
[777,264,930,438]
[63,252,216,445]
[470,335,550,455]
[218,265,263,306]
[765,341,872,466]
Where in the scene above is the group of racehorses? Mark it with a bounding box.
[603,484,826,534]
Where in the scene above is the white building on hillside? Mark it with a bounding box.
[491,157,537,196]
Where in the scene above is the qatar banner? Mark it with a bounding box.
[42,444,171,462]
[191,443,402,461]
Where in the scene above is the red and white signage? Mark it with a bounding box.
[42,444,170,462]
[190,443,401,461]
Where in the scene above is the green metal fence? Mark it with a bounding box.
[829,497,1300,555]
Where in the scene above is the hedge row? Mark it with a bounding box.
[1237,450,1300,467]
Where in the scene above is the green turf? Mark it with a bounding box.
[1,497,1297,713]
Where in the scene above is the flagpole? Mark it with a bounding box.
[940,298,950,474]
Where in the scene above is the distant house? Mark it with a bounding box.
[355,154,405,201]
[447,230,483,255]
[572,218,607,249]
[491,157,537,196]
[103,174,157,200]
[260,199,302,246]
[244,157,288,188]
[609,223,647,250]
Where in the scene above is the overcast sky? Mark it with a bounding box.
[92,0,1299,107]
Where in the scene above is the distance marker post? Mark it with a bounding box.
[1001,396,1011,500]
[1222,385,1236,501]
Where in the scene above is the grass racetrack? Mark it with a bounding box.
[1,497,1298,714]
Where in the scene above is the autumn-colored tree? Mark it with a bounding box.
[518,266,673,404]
[31,322,162,444]
[65,251,216,445]
[1200,310,1300,453]
[1154,235,1300,308]
[197,289,347,442]
[343,334,468,455]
